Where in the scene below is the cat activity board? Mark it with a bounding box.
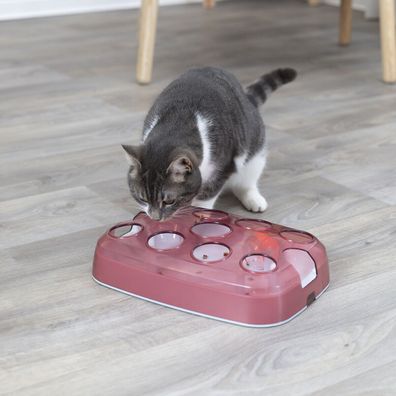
[92,207,329,327]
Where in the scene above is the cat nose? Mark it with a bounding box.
[148,209,162,221]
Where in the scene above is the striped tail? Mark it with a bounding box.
[246,68,297,107]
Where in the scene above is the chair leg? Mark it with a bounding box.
[339,0,353,46]
[307,0,320,6]
[203,0,215,9]
[136,0,158,84]
[379,0,396,83]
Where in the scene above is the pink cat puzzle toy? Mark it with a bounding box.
[92,207,329,327]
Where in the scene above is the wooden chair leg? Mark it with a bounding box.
[339,0,353,46]
[136,0,158,84]
[379,0,396,83]
[203,0,215,9]
[307,0,320,6]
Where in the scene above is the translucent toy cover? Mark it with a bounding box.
[93,207,329,327]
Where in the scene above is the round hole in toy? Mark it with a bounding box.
[110,223,142,238]
[193,243,230,262]
[191,223,231,238]
[280,230,314,244]
[235,219,272,232]
[283,248,317,288]
[148,232,184,250]
[241,254,277,273]
[193,209,228,221]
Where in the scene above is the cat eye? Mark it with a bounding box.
[163,198,176,206]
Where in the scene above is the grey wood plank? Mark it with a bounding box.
[0,65,70,90]
[264,122,396,204]
[88,177,138,213]
[0,97,129,139]
[0,115,143,162]
[0,146,131,202]
[0,187,132,249]
[314,361,396,396]
[4,281,395,395]
[0,227,104,283]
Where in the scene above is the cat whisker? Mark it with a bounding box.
[176,207,192,214]
[173,206,194,217]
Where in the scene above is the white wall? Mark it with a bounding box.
[324,0,379,19]
[0,0,206,21]
[0,0,381,22]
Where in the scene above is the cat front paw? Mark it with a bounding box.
[240,190,268,213]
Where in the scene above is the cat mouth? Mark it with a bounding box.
[151,212,178,222]
[147,212,168,222]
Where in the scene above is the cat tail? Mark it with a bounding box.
[245,68,297,107]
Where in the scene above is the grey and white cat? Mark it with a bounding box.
[122,66,296,221]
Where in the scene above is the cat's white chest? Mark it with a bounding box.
[196,113,215,183]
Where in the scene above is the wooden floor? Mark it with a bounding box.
[1,0,396,394]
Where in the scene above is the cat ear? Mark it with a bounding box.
[167,155,194,183]
[122,144,142,178]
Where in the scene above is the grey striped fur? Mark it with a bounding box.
[246,68,297,107]
[123,66,297,221]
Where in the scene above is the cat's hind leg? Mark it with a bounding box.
[227,149,268,213]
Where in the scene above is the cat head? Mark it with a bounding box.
[122,144,202,221]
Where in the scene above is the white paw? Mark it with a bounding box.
[240,190,268,213]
